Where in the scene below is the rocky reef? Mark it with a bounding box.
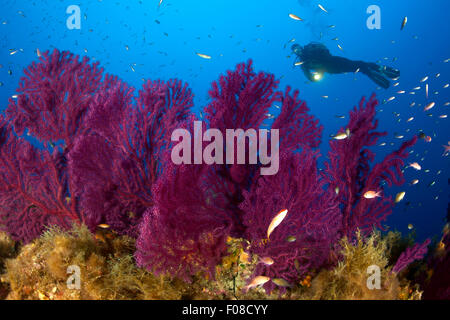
[0,49,439,300]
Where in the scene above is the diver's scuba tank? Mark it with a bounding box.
[302,42,330,57]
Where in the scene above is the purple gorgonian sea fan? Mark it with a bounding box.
[203,61,322,187]
[68,78,193,236]
[0,116,81,242]
[392,239,430,274]
[200,60,323,225]
[0,49,109,242]
[135,60,326,282]
[135,60,281,279]
[135,154,235,281]
[204,60,282,189]
[240,151,341,293]
[6,49,109,150]
[239,93,419,294]
[235,75,328,293]
[323,94,417,238]
[271,86,322,151]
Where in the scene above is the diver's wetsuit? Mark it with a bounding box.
[292,43,400,89]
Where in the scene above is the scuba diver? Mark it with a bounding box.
[291,42,400,89]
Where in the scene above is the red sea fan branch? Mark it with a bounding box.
[349,137,417,233]
[205,59,281,131]
[0,116,80,242]
[68,78,194,236]
[323,94,417,237]
[271,86,323,150]
[135,159,234,281]
[240,151,341,293]
[203,60,281,189]
[6,49,103,150]
[392,239,430,273]
[0,49,108,242]
[133,79,193,176]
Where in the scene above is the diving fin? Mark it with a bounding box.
[367,69,390,89]
[381,66,400,79]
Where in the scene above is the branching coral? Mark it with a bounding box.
[392,239,430,273]
[205,60,280,133]
[135,60,328,285]
[323,94,417,237]
[231,90,416,293]
[1,49,194,241]
[0,49,115,242]
[6,49,106,150]
[271,86,322,151]
[68,79,193,236]
[135,158,235,282]
[240,151,341,293]
[136,60,288,281]
[0,116,81,242]
[204,60,283,189]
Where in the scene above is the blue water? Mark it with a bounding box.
[0,0,449,242]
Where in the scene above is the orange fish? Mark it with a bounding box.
[424,102,435,111]
[288,13,303,21]
[260,257,274,266]
[363,190,382,199]
[196,53,211,59]
[401,17,407,30]
[94,232,107,243]
[409,162,422,170]
[244,276,270,291]
[267,209,288,239]
[318,4,328,13]
[443,142,450,156]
